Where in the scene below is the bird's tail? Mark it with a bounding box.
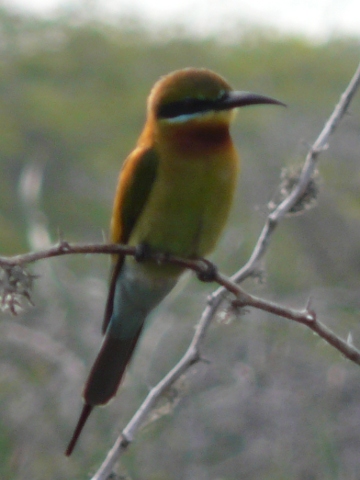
[66,263,177,456]
[65,326,144,456]
[65,404,93,456]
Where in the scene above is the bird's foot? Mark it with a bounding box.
[197,258,218,282]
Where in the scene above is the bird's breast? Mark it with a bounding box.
[128,139,239,267]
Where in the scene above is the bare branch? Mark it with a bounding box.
[0,241,136,267]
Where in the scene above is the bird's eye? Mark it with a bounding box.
[157,98,215,119]
[217,92,229,102]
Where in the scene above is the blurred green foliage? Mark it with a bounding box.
[1,5,360,480]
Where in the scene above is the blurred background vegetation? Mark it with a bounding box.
[0,4,360,479]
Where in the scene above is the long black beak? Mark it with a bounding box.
[217,91,286,110]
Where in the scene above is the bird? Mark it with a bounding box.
[65,67,284,456]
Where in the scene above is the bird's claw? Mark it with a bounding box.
[197,259,218,282]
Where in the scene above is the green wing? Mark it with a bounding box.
[117,148,159,245]
[102,147,159,334]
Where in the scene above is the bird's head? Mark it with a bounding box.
[147,67,285,125]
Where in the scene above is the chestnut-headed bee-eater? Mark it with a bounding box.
[65,68,284,455]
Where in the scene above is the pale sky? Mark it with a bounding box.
[4,0,360,40]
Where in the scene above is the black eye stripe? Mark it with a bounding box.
[157,97,223,119]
